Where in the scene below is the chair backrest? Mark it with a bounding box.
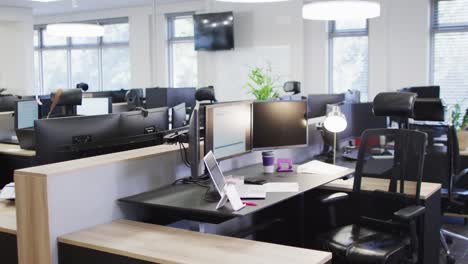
[353,129,427,217]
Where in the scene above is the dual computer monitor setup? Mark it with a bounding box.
[187,100,309,179]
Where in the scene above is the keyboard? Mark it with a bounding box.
[235,185,266,199]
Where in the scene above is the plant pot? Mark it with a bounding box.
[458,130,468,152]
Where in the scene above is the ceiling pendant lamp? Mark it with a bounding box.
[46,23,105,37]
[303,0,381,20]
[215,0,289,3]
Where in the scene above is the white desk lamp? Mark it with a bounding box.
[324,105,348,164]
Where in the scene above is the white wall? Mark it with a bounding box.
[0,7,34,95]
[31,0,431,101]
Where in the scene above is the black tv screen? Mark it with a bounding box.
[194,12,234,51]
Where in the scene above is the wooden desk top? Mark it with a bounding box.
[0,143,36,157]
[0,201,16,235]
[322,177,441,200]
[59,220,331,264]
[16,143,181,177]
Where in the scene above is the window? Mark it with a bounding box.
[431,0,468,110]
[34,18,130,94]
[167,13,198,88]
[329,20,369,101]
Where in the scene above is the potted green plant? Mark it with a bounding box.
[246,64,280,101]
[451,103,468,151]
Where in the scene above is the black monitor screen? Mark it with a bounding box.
[307,94,345,118]
[119,107,168,137]
[205,101,252,160]
[252,101,308,150]
[194,12,234,51]
[172,103,187,129]
[401,86,440,99]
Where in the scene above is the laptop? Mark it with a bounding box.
[204,151,266,199]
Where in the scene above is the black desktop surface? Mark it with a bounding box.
[119,163,353,223]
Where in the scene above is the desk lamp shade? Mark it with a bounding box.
[324,105,347,164]
[302,0,381,20]
[324,106,347,133]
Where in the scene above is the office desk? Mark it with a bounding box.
[0,144,36,187]
[0,144,35,157]
[58,220,332,264]
[0,201,18,264]
[120,164,354,224]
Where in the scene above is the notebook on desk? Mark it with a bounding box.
[297,160,349,175]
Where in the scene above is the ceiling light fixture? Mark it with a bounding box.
[216,0,289,3]
[30,0,62,2]
[46,23,105,37]
[303,0,380,20]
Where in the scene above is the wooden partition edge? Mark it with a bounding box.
[15,171,51,264]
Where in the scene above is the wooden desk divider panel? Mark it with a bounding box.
[14,144,187,264]
[322,177,441,200]
[58,220,332,264]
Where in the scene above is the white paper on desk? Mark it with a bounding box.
[263,182,299,193]
[297,160,348,175]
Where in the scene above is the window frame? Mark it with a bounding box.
[328,20,369,96]
[34,17,130,94]
[166,12,196,88]
[429,0,468,84]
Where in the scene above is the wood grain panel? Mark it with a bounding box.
[322,177,441,200]
[0,201,16,235]
[59,220,332,264]
[15,172,51,264]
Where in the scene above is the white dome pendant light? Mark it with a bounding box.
[46,23,105,37]
[44,0,104,38]
[303,0,381,20]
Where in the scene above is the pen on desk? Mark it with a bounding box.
[243,202,257,206]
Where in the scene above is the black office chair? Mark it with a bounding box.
[195,86,217,104]
[126,89,144,111]
[314,92,427,264]
[408,99,468,264]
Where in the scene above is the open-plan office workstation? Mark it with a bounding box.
[0,0,467,264]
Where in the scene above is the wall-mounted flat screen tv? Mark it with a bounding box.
[194,12,234,51]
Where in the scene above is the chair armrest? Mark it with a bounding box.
[319,192,349,204]
[454,168,468,185]
[393,206,425,222]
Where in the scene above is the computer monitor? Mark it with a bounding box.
[252,100,308,150]
[400,86,440,99]
[15,100,39,129]
[172,103,187,129]
[351,102,388,137]
[119,107,169,137]
[205,101,252,160]
[0,96,19,112]
[87,90,128,103]
[307,94,345,118]
[0,111,15,142]
[77,97,112,116]
[188,108,200,179]
[34,114,121,164]
[146,87,196,112]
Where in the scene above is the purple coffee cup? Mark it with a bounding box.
[262,151,275,174]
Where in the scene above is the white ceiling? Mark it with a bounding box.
[0,0,154,16]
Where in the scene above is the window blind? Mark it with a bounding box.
[432,0,468,110]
